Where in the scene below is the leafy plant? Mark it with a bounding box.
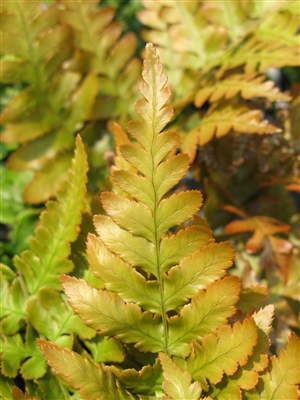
[0,0,141,204]
[1,1,299,398]
[137,0,299,159]
[1,136,94,399]
[136,0,300,350]
[35,44,300,400]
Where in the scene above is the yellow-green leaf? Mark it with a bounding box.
[13,136,88,294]
[101,192,155,242]
[38,340,134,400]
[255,332,300,400]
[159,353,202,400]
[187,318,258,389]
[163,242,235,307]
[168,276,241,356]
[87,234,161,312]
[160,225,214,273]
[157,191,202,236]
[93,215,157,275]
[61,276,165,353]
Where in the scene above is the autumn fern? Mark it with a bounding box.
[38,44,300,399]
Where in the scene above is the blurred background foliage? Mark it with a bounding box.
[0,0,299,398]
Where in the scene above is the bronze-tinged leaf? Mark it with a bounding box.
[186,318,258,388]
[12,386,39,400]
[168,276,241,357]
[195,74,291,108]
[156,191,203,236]
[113,170,155,209]
[160,225,214,272]
[127,43,173,148]
[93,215,157,276]
[1,88,40,124]
[106,33,137,80]
[164,242,235,306]
[101,192,155,242]
[252,332,300,400]
[159,353,202,400]
[225,216,291,236]
[1,111,58,144]
[61,276,165,353]
[59,4,115,44]
[23,152,73,204]
[181,105,281,161]
[86,234,161,313]
[119,143,152,176]
[37,339,134,400]
[224,216,291,254]
[154,154,190,201]
[0,60,35,84]
[236,285,268,314]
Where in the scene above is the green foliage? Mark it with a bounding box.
[1,0,141,204]
[1,1,299,398]
[1,137,91,398]
[36,44,299,399]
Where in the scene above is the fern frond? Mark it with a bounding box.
[38,339,135,400]
[59,43,236,360]
[0,275,27,335]
[0,1,100,203]
[159,353,202,400]
[183,318,258,390]
[244,332,300,400]
[205,8,299,78]
[13,136,88,294]
[181,105,280,160]
[39,41,300,400]
[0,1,72,144]
[58,0,142,119]
[195,74,291,108]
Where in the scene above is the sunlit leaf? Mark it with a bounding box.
[87,234,161,313]
[159,353,202,400]
[61,276,165,353]
[38,340,135,400]
[168,277,240,356]
[163,242,235,307]
[186,318,258,389]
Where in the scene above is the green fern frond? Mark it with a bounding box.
[13,136,88,294]
[1,137,89,387]
[0,274,27,335]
